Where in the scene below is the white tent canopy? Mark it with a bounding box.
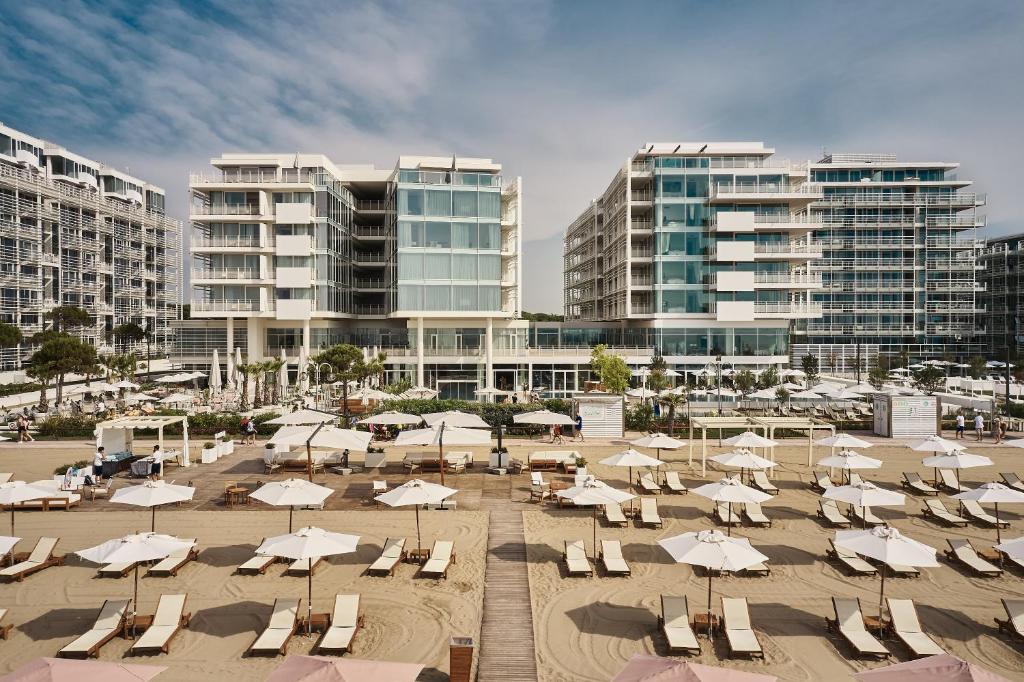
[96,415,191,467]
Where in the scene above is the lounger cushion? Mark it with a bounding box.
[422,541,453,576]
[661,596,699,652]
[251,599,298,652]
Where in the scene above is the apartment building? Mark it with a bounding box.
[0,123,181,368]
[794,153,986,371]
[977,233,1024,359]
[563,142,822,371]
[182,152,524,399]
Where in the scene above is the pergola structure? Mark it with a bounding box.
[748,417,835,469]
[688,416,761,477]
[96,415,192,467]
[687,415,836,476]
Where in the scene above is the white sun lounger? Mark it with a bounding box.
[812,471,833,492]
[317,594,362,654]
[604,504,627,527]
[828,597,889,659]
[922,499,968,527]
[999,547,1024,573]
[563,540,593,577]
[598,540,630,576]
[960,500,1010,528]
[659,595,699,654]
[743,502,771,528]
[367,538,406,577]
[57,599,131,659]
[637,472,661,494]
[902,472,939,496]
[715,502,741,526]
[848,473,866,486]
[249,598,300,656]
[420,540,455,579]
[849,505,883,526]
[663,471,687,494]
[0,607,10,640]
[828,540,877,576]
[722,597,763,658]
[640,497,662,528]
[945,538,1002,577]
[238,539,276,575]
[0,537,61,582]
[1000,472,1024,493]
[130,594,190,655]
[287,556,323,576]
[995,598,1024,641]
[734,539,770,576]
[937,469,968,493]
[148,539,198,577]
[751,470,779,495]
[886,598,944,657]
[818,500,851,528]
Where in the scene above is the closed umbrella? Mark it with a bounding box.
[692,477,772,536]
[395,424,490,486]
[357,411,421,425]
[853,654,1009,682]
[234,347,244,390]
[375,479,458,553]
[835,526,938,625]
[266,656,424,682]
[209,349,222,394]
[658,530,769,637]
[279,349,289,397]
[825,481,905,528]
[226,348,236,390]
[921,450,992,490]
[297,346,308,394]
[269,425,372,482]
[556,479,635,557]
[710,449,776,485]
[249,478,334,533]
[257,527,360,635]
[110,480,195,532]
[817,450,882,484]
[612,655,777,682]
[954,483,1024,545]
[598,449,664,514]
[0,658,168,682]
[0,481,54,535]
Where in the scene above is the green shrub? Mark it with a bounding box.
[54,460,90,475]
[38,410,282,439]
[39,416,99,438]
[625,403,654,431]
[0,382,42,398]
[375,398,571,428]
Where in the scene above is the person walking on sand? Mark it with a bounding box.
[974,413,985,442]
[955,413,965,439]
[574,414,584,442]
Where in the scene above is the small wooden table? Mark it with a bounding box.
[862,615,888,635]
[979,547,1001,563]
[406,548,430,564]
[692,612,720,637]
[127,614,153,640]
[225,487,248,507]
[301,612,331,633]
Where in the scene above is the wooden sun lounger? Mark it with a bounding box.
[0,608,11,640]
[995,598,1024,640]
[722,597,763,658]
[1000,472,1024,493]
[563,540,593,577]
[317,594,362,655]
[287,556,323,576]
[882,562,920,578]
[999,547,1024,573]
[0,537,62,582]
[98,562,137,578]
[827,540,877,576]
[848,505,883,526]
[848,473,866,486]
[367,538,406,577]
[57,599,131,659]
[937,469,968,493]
[921,499,968,527]
[659,595,699,655]
[945,539,1002,577]
[743,502,772,528]
[663,471,687,494]
[818,500,851,528]
[886,598,945,658]
[420,540,455,579]
[598,540,630,576]
[826,597,889,659]
[148,540,198,577]
[130,594,190,656]
[604,504,627,527]
[715,503,741,527]
[902,472,939,496]
[249,598,300,656]
[735,538,770,577]
[237,539,276,575]
[637,472,661,495]
[750,470,778,495]
[811,471,833,493]
[960,500,1010,528]
[640,497,662,528]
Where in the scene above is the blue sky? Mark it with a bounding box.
[2,1,1022,313]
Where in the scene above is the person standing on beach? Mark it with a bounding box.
[574,414,584,442]
[955,413,965,439]
[974,413,985,442]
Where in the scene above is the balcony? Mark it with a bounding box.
[190,203,261,216]
[192,267,261,281]
[353,251,386,265]
[712,212,822,232]
[355,199,386,211]
[191,299,262,313]
[817,192,984,208]
[353,304,387,317]
[352,226,387,238]
[630,220,653,231]
[354,279,386,290]
[710,183,822,202]
[192,235,263,249]
[753,242,823,259]
[630,190,653,203]
[753,301,822,319]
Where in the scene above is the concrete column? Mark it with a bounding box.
[485,318,494,398]
[247,317,261,360]
[226,317,234,356]
[302,319,311,358]
[416,318,424,387]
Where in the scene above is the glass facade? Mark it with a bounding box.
[528,326,787,356]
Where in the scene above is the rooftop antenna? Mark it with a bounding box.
[697,144,708,154]
[672,145,681,153]
[646,145,654,153]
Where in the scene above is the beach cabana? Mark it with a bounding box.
[687,416,759,476]
[749,416,835,468]
[96,416,192,467]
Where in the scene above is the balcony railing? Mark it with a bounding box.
[356,199,386,211]
[191,299,262,312]
[754,242,824,256]
[352,226,387,237]
[754,273,822,286]
[354,279,386,289]
[630,190,653,202]
[192,267,260,280]
[817,192,984,207]
[711,183,822,198]
[353,304,387,316]
[191,204,261,216]
[191,235,263,248]
[754,301,823,315]
[353,251,386,262]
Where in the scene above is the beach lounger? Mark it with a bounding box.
[848,473,866,486]
[640,497,663,528]
[148,539,198,577]
[735,538,770,577]
[0,608,11,640]
[827,540,877,576]
[722,597,764,658]
[420,540,455,579]
[249,598,300,656]
[637,472,661,495]
[960,500,1010,528]
[715,503,741,527]
[57,599,130,659]
[658,595,699,655]
[886,598,945,657]
[818,500,852,528]
[921,499,968,527]
[98,562,137,578]
[0,537,61,582]
[1000,472,1024,493]
[848,505,884,526]
[995,598,1024,641]
[562,540,593,577]
[882,562,920,578]
[130,594,190,656]
[317,594,362,655]
[945,539,1002,577]
[604,504,627,527]
[999,546,1024,573]
[367,538,406,577]
[237,540,276,575]
[743,502,772,528]
[750,470,779,495]
[826,597,889,659]
[598,540,630,576]
[902,472,939,496]
[811,471,833,493]
[937,469,968,493]
[663,471,687,494]
[287,556,323,576]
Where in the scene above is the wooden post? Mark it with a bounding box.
[450,636,474,682]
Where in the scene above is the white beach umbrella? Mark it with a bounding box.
[395,424,490,486]
[626,387,659,399]
[599,449,665,514]
[269,424,372,481]
[908,435,962,455]
[257,527,360,634]
[110,480,196,532]
[692,477,772,536]
[852,654,1010,682]
[556,479,636,556]
[226,348,236,390]
[375,479,458,552]
[782,382,804,390]
[209,349,222,394]
[513,409,575,426]
[351,387,390,400]
[836,526,939,622]
[816,433,873,450]
[817,450,882,484]
[402,386,438,399]
[357,411,422,425]
[112,380,141,390]
[159,392,193,405]
[995,535,1024,561]
[266,408,338,426]
[421,410,490,428]
[954,482,1024,544]
[921,450,992,490]
[710,449,776,485]
[790,389,825,400]
[658,530,769,637]
[612,656,777,682]
[825,481,905,528]
[1004,439,1024,449]
[629,432,686,461]
[722,431,778,449]
[747,388,779,400]
[249,478,335,533]
[0,481,54,535]
[278,349,289,396]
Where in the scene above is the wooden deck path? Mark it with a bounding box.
[477,479,538,681]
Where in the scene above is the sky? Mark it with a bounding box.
[2,1,1022,313]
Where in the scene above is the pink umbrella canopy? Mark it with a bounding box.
[612,654,777,682]
[853,654,1010,682]
[0,658,166,682]
[266,656,425,682]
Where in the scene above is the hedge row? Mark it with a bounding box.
[37,410,283,439]
[375,398,572,427]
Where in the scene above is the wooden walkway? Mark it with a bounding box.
[477,482,538,681]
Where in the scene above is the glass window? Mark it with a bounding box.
[398,285,421,309]
[660,178,683,197]
[479,285,500,310]
[425,222,451,248]
[478,254,500,280]
[451,222,478,249]
[452,254,477,279]
[424,285,451,310]
[685,174,709,197]
[452,191,478,217]
[426,189,451,216]
[479,222,500,249]
[423,253,451,279]
[452,286,478,310]
[398,188,424,215]
[398,253,423,279]
[398,221,424,247]
[479,191,500,219]
[659,261,687,284]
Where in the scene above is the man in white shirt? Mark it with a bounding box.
[93,446,105,481]
[150,445,164,478]
[974,413,985,442]
[955,414,965,439]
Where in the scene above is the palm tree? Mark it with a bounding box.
[236,361,252,411]
[251,361,267,409]
[265,358,285,405]
[657,393,688,436]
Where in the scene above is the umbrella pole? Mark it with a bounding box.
[9,507,13,536]
[707,572,713,639]
[727,501,733,537]
[415,505,422,557]
[878,570,886,639]
[629,466,634,514]
[995,502,1002,553]
[151,506,156,533]
[289,506,294,534]
[133,563,140,637]
[439,424,446,487]
[592,508,597,559]
[862,505,866,529]
[307,569,313,636]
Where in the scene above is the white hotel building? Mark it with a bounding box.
[180,152,525,399]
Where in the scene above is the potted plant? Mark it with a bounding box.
[201,441,217,463]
